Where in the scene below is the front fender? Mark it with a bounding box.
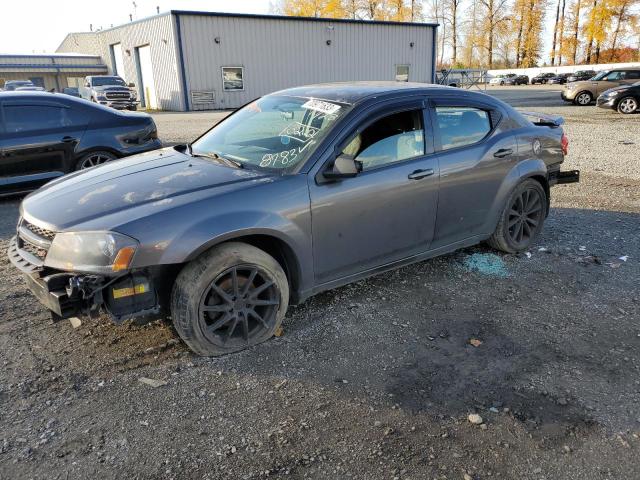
[121,175,314,293]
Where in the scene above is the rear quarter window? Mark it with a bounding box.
[435,107,492,150]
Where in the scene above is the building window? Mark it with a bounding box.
[396,65,410,82]
[222,67,244,91]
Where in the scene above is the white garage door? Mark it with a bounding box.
[112,43,126,81]
[137,45,158,110]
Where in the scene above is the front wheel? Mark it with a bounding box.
[617,96,638,114]
[171,242,289,356]
[574,91,593,105]
[488,179,547,253]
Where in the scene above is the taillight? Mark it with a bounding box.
[561,133,569,156]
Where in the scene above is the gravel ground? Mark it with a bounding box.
[1,86,639,479]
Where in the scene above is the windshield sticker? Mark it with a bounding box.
[279,122,320,144]
[302,99,341,115]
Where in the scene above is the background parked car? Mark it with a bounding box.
[79,75,138,110]
[62,87,81,98]
[0,92,161,195]
[2,80,35,91]
[531,72,557,84]
[597,81,640,114]
[489,74,517,85]
[562,68,640,105]
[15,86,45,92]
[504,74,529,85]
[548,73,572,85]
[566,70,597,82]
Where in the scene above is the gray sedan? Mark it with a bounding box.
[8,82,579,356]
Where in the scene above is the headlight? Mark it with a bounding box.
[45,231,138,274]
[607,90,622,96]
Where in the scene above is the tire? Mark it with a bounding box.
[75,150,117,170]
[500,81,505,86]
[617,96,638,114]
[573,91,593,105]
[487,179,547,254]
[171,242,290,356]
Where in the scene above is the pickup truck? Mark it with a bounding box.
[79,75,138,110]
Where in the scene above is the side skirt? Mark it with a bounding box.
[295,234,487,304]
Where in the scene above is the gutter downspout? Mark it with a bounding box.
[431,25,438,83]
[174,13,190,111]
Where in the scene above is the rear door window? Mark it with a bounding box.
[3,104,84,134]
[434,106,492,150]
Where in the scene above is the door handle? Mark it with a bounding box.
[61,136,77,143]
[493,148,513,158]
[408,168,434,180]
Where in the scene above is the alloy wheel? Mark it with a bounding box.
[576,93,591,105]
[618,97,638,114]
[80,153,112,169]
[507,188,543,248]
[198,265,280,348]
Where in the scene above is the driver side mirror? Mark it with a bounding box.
[323,155,362,180]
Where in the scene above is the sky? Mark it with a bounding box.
[0,0,274,54]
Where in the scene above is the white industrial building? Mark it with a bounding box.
[54,10,438,111]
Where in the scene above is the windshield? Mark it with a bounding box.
[591,71,610,81]
[191,95,350,171]
[92,76,126,86]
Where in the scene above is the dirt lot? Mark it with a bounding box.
[1,86,639,480]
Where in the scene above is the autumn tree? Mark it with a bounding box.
[281,0,346,17]
[478,0,510,67]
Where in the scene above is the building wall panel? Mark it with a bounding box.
[178,14,435,109]
[57,14,184,111]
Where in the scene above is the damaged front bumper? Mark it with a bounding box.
[8,236,161,323]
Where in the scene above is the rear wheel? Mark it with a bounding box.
[488,179,547,253]
[617,96,638,114]
[574,91,593,105]
[171,242,289,356]
[75,151,117,170]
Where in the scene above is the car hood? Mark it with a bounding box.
[21,147,273,231]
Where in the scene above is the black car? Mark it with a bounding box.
[531,73,557,85]
[597,81,640,114]
[504,74,529,85]
[0,92,161,195]
[566,70,597,83]
[548,73,572,85]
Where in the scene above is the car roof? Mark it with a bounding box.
[0,91,62,100]
[272,82,460,105]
